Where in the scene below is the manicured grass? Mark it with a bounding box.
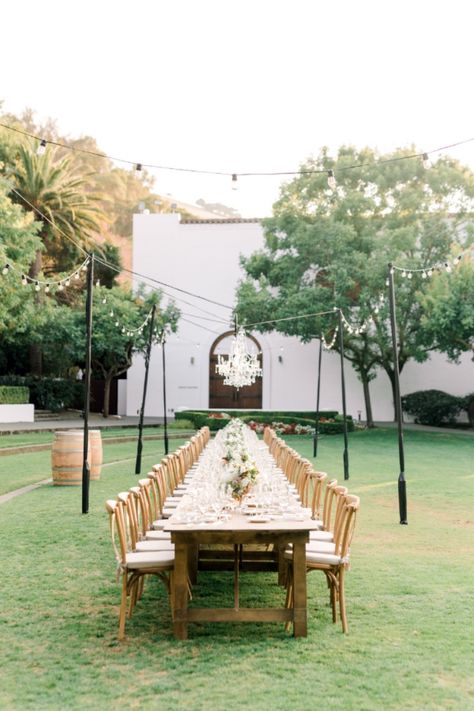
[0,424,192,450]
[0,429,473,710]
[0,438,183,496]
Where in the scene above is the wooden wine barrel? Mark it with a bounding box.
[89,429,103,480]
[51,429,102,485]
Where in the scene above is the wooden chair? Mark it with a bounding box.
[105,499,174,640]
[285,494,360,633]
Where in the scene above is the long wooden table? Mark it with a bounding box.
[165,512,321,639]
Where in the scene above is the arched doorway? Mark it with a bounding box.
[209,331,263,409]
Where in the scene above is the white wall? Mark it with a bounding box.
[128,214,473,421]
[0,404,34,423]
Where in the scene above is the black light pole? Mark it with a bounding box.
[82,255,94,514]
[313,337,323,458]
[388,264,408,524]
[162,333,169,455]
[135,304,157,475]
[337,309,350,480]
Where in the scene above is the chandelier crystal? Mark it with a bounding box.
[216,328,262,388]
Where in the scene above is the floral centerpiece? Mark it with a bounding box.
[220,419,260,501]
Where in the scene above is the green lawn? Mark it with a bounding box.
[0,429,473,710]
[0,424,192,451]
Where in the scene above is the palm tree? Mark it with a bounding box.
[11,144,104,276]
[10,144,105,374]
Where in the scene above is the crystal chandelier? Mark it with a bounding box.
[216,328,262,388]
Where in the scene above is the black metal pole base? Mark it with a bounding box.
[135,440,143,475]
[313,434,318,458]
[398,476,408,524]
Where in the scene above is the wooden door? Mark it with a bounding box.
[209,331,263,410]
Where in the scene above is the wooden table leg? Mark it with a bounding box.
[292,540,307,637]
[173,542,189,640]
[188,543,199,585]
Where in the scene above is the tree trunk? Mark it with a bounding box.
[360,371,375,428]
[103,374,114,418]
[384,367,399,422]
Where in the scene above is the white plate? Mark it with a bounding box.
[249,516,272,523]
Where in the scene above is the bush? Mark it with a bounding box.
[401,390,463,426]
[175,410,354,434]
[0,386,30,405]
[0,376,83,412]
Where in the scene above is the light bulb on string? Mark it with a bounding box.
[37,139,47,156]
[422,153,430,169]
[102,297,107,304]
[445,263,452,273]
[21,275,28,286]
[110,310,114,317]
[327,169,336,190]
[2,264,9,275]
[115,321,119,327]
[65,278,70,286]
[135,163,143,179]
[34,281,40,292]
[44,283,50,293]
[401,270,407,278]
[74,272,80,280]
[422,271,427,279]
[231,174,238,190]
[407,272,413,279]
[427,269,433,277]
[58,283,64,291]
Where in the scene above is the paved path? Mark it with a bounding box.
[0,478,51,505]
[0,414,164,434]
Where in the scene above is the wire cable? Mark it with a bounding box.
[1,121,473,178]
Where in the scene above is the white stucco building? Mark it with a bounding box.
[119,213,472,421]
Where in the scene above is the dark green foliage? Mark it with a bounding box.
[0,385,29,404]
[401,389,463,426]
[174,409,353,433]
[0,375,83,412]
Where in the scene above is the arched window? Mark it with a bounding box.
[209,331,263,410]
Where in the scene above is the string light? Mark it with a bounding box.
[422,152,430,169]
[391,244,473,278]
[1,256,91,292]
[135,163,143,178]
[3,121,471,185]
[231,174,238,190]
[37,139,47,156]
[327,169,336,190]
[322,325,339,350]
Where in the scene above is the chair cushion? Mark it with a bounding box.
[309,530,333,541]
[145,531,171,541]
[283,549,343,566]
[126,551,174,569]
[152,520,167,530]
[306,541,336,554]
[135,541,174,552]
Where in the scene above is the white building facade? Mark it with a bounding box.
[120,214,472,421]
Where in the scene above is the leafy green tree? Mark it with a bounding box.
[236,146,474,424]
[0,182,44,372]
[52,286,180,417]
[420,255,474,362]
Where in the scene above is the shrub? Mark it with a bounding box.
[0,376,83,412]
[460,393,474,427]
[0,386,30,405]
[401,390,463,426]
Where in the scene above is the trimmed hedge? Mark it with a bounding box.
[0,376,83,412]
[0,386,30,405]
[401,390,463,426]
[175,409,354,434]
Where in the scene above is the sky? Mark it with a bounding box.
[2,0,474,217]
